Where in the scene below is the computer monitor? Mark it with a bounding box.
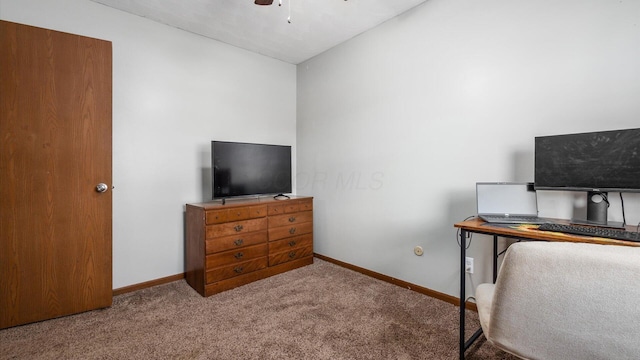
[534,128,640,228]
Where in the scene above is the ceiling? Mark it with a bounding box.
[90,0,427,64]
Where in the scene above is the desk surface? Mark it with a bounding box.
[454,218,640,247]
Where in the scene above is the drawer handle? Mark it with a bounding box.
[234,238,244,246]
[288,251,296,258]
[289,227,296,234]
[234,225,244,232]
[288,240,296,247]
[288,216,296,222]
[234,252,244,259]
[234,266,244,274]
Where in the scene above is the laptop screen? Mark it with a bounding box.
[476,182,539,216]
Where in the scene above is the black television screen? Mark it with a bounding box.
[211,141,292,199]
[534,128,640,193]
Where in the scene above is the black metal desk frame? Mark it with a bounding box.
[458,228,502,360]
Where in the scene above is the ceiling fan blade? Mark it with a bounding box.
[254,0,274,5]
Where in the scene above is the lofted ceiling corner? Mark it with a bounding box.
[90,0,428,64]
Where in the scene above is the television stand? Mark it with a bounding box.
[185,196,313,297]
[274,194,290,200]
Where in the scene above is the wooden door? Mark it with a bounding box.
[0,21,112,329]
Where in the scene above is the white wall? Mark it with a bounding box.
[3,0,639,299]
[0,0,297,288]
[297,0,640,298]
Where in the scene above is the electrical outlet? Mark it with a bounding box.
[465,257,474,274]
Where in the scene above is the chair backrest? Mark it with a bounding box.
[484,241,640,360]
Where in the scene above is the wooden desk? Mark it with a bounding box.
[454,218,640,360]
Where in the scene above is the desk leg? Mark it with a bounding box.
[493,235,498,283]
[459,229,467,360]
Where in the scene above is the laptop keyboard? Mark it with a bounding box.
[482,215,545,224]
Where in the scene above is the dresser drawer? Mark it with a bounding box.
[205,257,268,284]
[269,234,313,254]
[206,217,268,238]
[268,211,313,228]
[206,231,268,254]
[268,203,295,216]
[206,243,268,269]
[269,245,313,266]
[298,199,313,212]
[206,205,267,225]
[268,199,312,216]
[268,222,313,241]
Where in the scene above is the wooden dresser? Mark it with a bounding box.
[185,196,313,297]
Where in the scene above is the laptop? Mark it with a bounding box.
[476,182,548,224]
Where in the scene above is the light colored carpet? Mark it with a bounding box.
[0,258,516,359]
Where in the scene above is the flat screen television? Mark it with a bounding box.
[211,141,292,199]
[534,128,640,227]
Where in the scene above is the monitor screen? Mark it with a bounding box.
[212,141,292,199]
[534,128,640,193]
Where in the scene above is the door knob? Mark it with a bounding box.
[96,183,109,193]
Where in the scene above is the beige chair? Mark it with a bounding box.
[475,241,640,360]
